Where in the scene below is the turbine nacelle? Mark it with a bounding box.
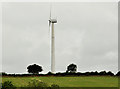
[49,19,57,23]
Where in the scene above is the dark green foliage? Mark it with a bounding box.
[99,71,107,75]
[66,63,77,73]
[51,84,59,89]
[107,71,114,76]
[116,71,120,76]
[47,72,54,75]
[2,81,16,89]
[2,71,115,77]
[0,72,7,76]
[27,64,43,74]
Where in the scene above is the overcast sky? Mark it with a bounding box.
[1,2,118,74]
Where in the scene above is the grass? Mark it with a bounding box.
[2,76,118,87]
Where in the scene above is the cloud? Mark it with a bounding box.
[2,2,118,73]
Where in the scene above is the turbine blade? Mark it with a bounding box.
[49,3,52,19]
[49,21,50,27]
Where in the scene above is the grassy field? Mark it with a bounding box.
[2,76,118,87]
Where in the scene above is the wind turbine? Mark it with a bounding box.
[48,6,57,73]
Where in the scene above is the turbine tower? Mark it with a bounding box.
[48,7,57,73]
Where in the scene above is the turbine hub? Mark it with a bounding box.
[49,19,57,23]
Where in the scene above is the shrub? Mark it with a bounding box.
[2,81,16,89]
[107,71,114,76]
[51,84,59,89]
[27,79,48,88]
[116,71,120,76]
[1,72,7,76]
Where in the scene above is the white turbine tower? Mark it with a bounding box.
[48,6,57,73]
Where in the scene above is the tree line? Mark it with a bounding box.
[1,63,120,76]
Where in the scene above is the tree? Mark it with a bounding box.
[116,71,120,76]
[107,71,114,76]
[99,71,107,75]
[66,63,77,73]
[27,64,43,74]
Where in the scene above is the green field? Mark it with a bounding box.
[2,76,118,87]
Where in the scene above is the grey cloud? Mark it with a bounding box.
[2,2,118,74]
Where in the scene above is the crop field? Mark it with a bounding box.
[2,76,118,87]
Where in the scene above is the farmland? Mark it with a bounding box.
[2,76,118,87]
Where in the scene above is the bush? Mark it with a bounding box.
[27,79,48,88]
[47,72,54,75]
[116,71,120,76]
[51,84,59,89]
[1,72,7,76]
[2,81,16,89]
[107,71,114,76]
